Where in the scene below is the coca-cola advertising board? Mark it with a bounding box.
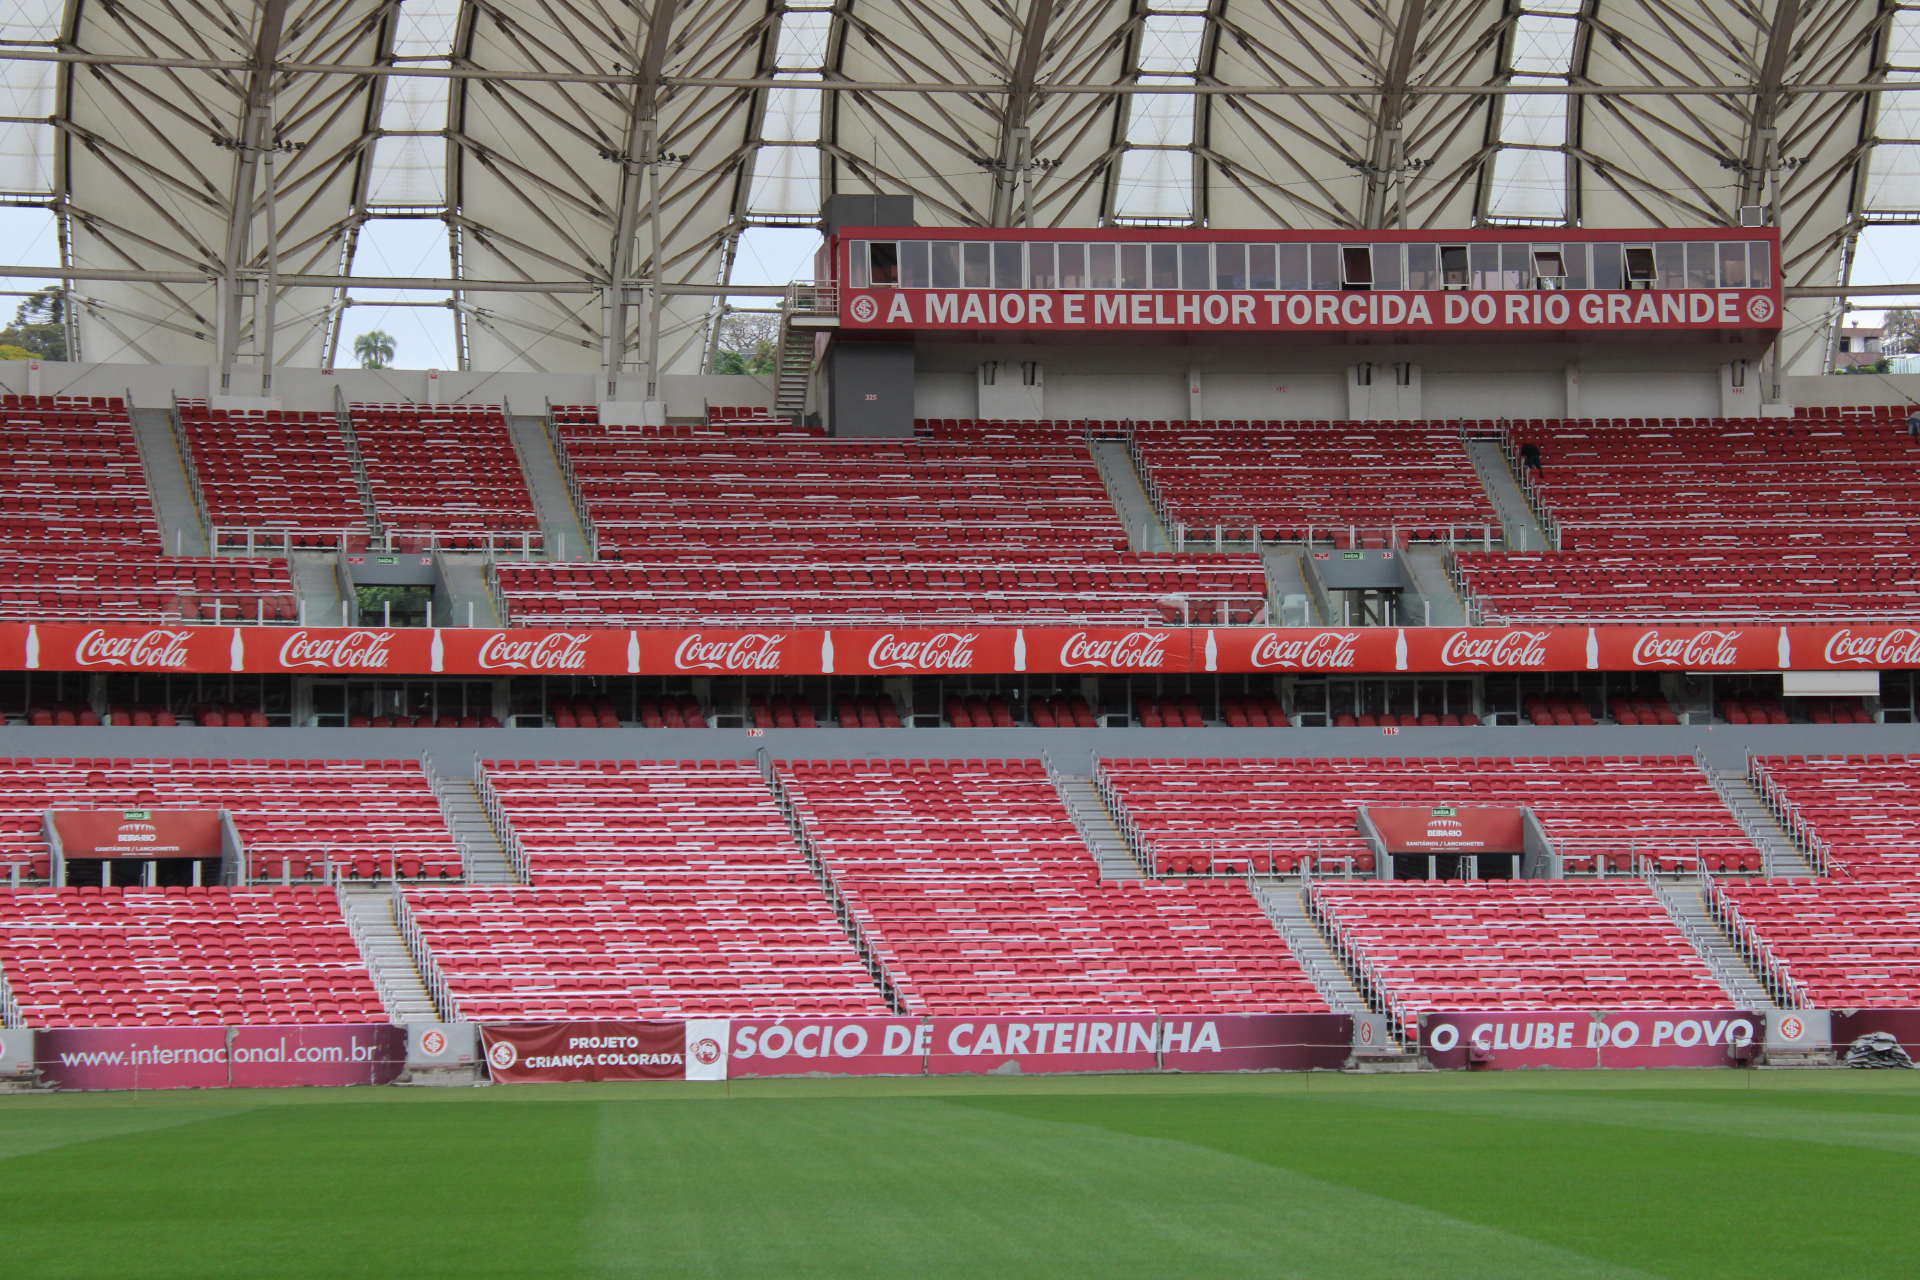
[479,1021,687,1083]
[50,809,222,858]
[1363,807,1526,854]
[9,622,1920,676]
[1421,1010,1759,1070]
[34,1024,406,1090]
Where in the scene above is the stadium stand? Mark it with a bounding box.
[1719,878,1920,1008]
[177,402,369,548]
[402,760,888,1018]
[1311,880,1733,1033]
[1746,754,1920,877]
[349,403,539,548]
[1097,756,1761,876]
[1458,413,1920,622]
[0,887,386,1026]
[1128,421,1501,544]
[0,396,303,623]
[0,757,461,885]
[0,394,156,552]
[777,759,1326,1014]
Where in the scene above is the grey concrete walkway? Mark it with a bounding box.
[507,414,591,561]
[131,407,207,555]
[1465,438,1548,552]
[1090,439,1170,552]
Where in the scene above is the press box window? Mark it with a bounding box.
[1309,243,1340,290]
[1028,243,1056,289]
[962,243,992,287]
[1406,243,1439,290]
[992,242,1023,289]
[899,241,930,287]
[868,242,899,285]
[1532,249,1565,288]
[1215,243,1247,290]
[1181,242,1210,289]
[1440,246,1469,288]
[930,242,961,288]
[1342,246,1373,290]
[1370,244,1402,290]
[1623,247,1655,288]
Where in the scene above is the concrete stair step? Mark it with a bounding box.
[506,414,591,561]
[339,886,441,1022]
[1648,876,1777,1009]
[1253,883,1372,1016]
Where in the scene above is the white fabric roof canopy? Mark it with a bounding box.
[0,0,1907,376]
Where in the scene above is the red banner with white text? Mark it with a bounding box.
[1420,1010,1760,1070]
[479,1021,686,1083]
[35,1024,406,1090]
[9,622,1920,677]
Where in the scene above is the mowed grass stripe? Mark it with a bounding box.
[582,1096,1653,1280]
[961,1088,1920,1280]
[0,1074,1915,1279]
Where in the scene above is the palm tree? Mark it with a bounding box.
[353,330,396,369]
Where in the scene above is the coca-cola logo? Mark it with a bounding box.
[1440,629,1551,669]
[477,631,589,671]
[673,632,786,672]
[1823,628,1920,667]
[75,628,193,669]
[1059,630,1169,670]
[276,629,396,670]
[1248,631,1358,670]
[866,631,978,672]
[1630,629,1744,668]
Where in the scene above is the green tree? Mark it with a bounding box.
[710,312,779,375]
[353,330,396,369]
[0,286,67,361]
[1882,307,1919,357]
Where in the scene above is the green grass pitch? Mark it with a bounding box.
[1,1069,1916,1279]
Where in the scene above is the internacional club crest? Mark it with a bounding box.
[849,295,879,322]
[1745,294,1775,324]
[487,1040,518,1070]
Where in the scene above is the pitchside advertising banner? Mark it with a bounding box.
[34,1025,407,1090]
[9,622,1920,677]
[1420,1011,1760,1070]
[50,809,222,858]
[480,1015,1354,1082]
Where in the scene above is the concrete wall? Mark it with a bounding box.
[11,349,1913,430]
[7,722,1914,777]
[0,361,777,420]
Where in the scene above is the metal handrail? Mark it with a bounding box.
[420,751,476,885]
[759,753,909,1014]
[543,409,601,559]
[0,963,22,1029]
[210,526,370,556]
[471,761,530,884]
[334,879,405,1023]
[391,885,457,1021]
[1748,757,1832,876]
[1302,879,1414,1048]
[1702,871,1810,1009]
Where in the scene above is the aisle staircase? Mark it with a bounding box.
[132,407,208,555]
[1706,766,1819,876]
[1052,773,1143,879]
[1647,876,1777,1010]
[339,885,441,1023]
[505,414,590,561]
